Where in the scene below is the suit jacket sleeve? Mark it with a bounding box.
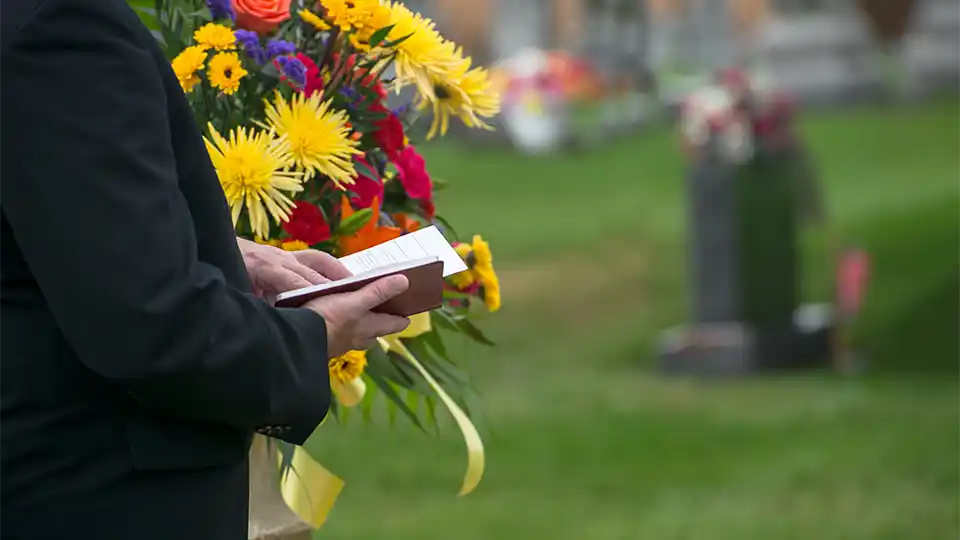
[0,0,330,445]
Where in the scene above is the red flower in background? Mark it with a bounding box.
[392,145,432,201]
[371,104,405,158]
[348,156,384,209]
[282,202,331,244]
[420,199,435,219]
[296,53,325,97]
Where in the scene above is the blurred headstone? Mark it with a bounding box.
[659,71,834,377]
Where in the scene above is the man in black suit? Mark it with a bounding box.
[0,1,411,538]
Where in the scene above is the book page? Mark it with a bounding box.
[339,226,468,278]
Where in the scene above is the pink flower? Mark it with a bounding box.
[392,146,432,201]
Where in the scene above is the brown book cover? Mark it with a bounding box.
[273,257,445,317]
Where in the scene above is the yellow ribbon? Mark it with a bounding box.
[276,443,344,529]
[275,312,480,532]
[378,334,485,496]
[397,312,432,339]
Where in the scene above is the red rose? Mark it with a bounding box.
[282,202,331,244]
[232,0,291,34]
[391,145,432,201]
[348,156,384,209]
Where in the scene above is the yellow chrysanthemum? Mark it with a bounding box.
[299,8,331,31]
[417,52,501,139]
[261,91,362,187]
[171,45,207,92]
[383,2,458,99]
[204,124,304,239]
[280,240,310,251]
[207,52,247,95]
[329,350,367,384]
[194,23,237,51]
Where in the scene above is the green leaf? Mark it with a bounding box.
[433,214,460,242]
[360,376,376,423]
[367,24,396,47]
[366,347,421,390]
[405,390,420,418]
[353,158,379,180]
[338,401,352,424]
[382,31,414,48]
[365,369,425,431]
[457,319,495,346]
[422,328,450,361]
[337,207,372,236]
[424,395,439,433]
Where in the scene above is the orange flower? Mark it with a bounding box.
[338,196,400,256]
[392,213,422,233]
[233,0,291,34]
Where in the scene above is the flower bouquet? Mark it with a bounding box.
[131,0,502,531]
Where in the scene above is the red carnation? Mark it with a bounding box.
[372,105,405,158]
[282,202,331,244]
[296,53,324,97]
[348,156,384,209]
[392,145,433,201]
[420,198,435,219]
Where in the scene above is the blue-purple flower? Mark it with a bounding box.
[276,56,307,88]
[234,29,268,64]
[206,0,235,21]
[266,40,296,59]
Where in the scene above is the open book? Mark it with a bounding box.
[274,226,468,317]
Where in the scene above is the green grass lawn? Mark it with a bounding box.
[308,99,960,539]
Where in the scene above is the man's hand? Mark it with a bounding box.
[305,275,411,357]
[237,238,352,300]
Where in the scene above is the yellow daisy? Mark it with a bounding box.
[299,8,331,31]
[383,2,458,99]
[170,45,207,92]
[261,91,362,187]
[280,240,310,251]
[204,124,304,239]
[329,350,367,384]
[194,23,237,51]
[450,236,501,312]
[207,52,247,95]
[417,52,501,139]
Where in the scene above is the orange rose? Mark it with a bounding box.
[232,0,291,34]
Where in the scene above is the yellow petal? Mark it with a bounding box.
[332,377,366,408]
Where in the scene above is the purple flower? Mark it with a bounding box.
[277,56,307,88]
[206,0,235,21]
[266,40,297,59]
[234,29,268,65]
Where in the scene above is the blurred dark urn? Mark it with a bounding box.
[856,0,918,43]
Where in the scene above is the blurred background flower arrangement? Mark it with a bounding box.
[132,0,503,527]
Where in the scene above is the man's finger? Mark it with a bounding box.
[344,275,409,314]
[263,267,313,294]
[356,313,411,339]
[293,250,352,281]
[281,259,328,286]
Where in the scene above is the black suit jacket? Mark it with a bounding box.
[1,1,332,538]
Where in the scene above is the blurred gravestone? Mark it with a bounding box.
[659,73,833,377]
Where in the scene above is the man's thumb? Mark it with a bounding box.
[348,275,409,314]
